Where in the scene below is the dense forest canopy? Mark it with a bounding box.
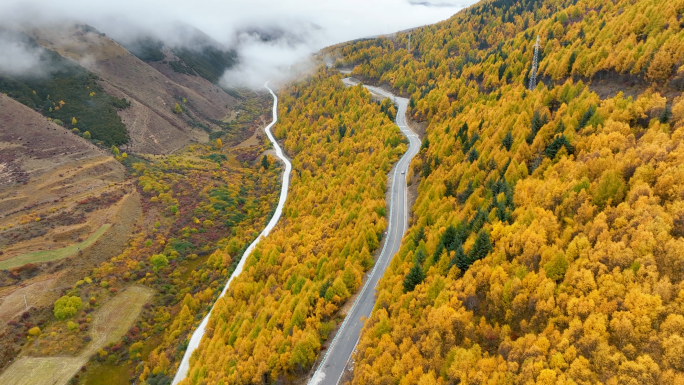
[175,68,406,384]
[318,0,684,383]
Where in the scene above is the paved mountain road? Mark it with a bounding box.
[172,83,291,385]
[309,78,421,385]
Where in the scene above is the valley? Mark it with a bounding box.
[172,83,290,384]
[0,20,281,385]
[2,0,684,384]
[0,120,283,383]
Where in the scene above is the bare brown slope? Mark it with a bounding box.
[0,93,107,186]
[148,47,235,121]
[0,93,142,370]
[28,25,237,154]
[0,92,128,258]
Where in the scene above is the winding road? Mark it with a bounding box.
[309,78,421,385]
[172,82,291,385]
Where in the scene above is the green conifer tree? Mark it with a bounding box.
[452,243,468,271]
[468,230,492,264]
[502,131,513,151]
[413,226,425,245]
[403,264,425,292]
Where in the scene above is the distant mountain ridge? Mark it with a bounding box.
[0,22,242,154]
[120,24,238,84]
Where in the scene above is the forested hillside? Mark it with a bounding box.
[172,68,406,384]
[320,0,684,383]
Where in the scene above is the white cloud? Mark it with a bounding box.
[220,27,319,89]
[0,32,46,77]
[408,0,473,7]
[0,0,474,86]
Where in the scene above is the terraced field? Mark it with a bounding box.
[0,224,111,270]
[0,286,153,385]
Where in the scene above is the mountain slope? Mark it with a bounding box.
[121,24,237,85]
[317,0,684,383]
[26,24,239,154]
[0,23,244,155]
[0,93,110,185]
[0,92,134,371]
[0,29,130,147]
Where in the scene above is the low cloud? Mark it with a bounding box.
[220,23,323,89]
[77,54,97,71]
[0,31,47,77]
[0,0,472,88]
[408,0,472,7]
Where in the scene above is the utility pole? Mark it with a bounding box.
[23,295,28,311]
[408,32,411,52]
[529,35,541,91]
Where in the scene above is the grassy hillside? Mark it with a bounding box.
[0,32,130,146]
[11,23,247,155]
[318,0,684,383]
[0,92,129,373]
[12,141,281,384]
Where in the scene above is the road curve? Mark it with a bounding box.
[309,78,421,385]
[172,82,291,385]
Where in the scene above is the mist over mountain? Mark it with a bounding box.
[0,30,53,77]
[409,0,473,7]
[0,0,464,88]
[233,24,322,47]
